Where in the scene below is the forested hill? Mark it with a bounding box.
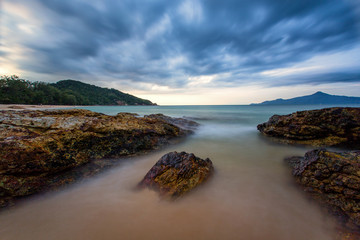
[252,91,360,105]
[52,80,155,105]
[0,75,156,106]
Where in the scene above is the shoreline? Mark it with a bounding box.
[0,108,197,208]
[1,105,359,239]
[0,104,78,111]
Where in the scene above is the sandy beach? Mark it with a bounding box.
[0,104,77,111]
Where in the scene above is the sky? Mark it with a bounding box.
[1,0,360,105]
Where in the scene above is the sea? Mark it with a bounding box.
[1,104,359,240]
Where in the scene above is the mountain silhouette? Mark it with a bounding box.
[253,91,360,105]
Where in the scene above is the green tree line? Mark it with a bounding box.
[0,75,155,105]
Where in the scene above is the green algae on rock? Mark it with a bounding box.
[138,151,214,199]
[285,149,360,235]
[257,107,360,147]
[0,109,197,207]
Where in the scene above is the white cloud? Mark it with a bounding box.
[260,66,323,77]
[187,74,216,87]
[177,0,204,24]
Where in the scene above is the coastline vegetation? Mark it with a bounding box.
[0,75,155,105]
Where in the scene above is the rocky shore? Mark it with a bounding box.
[0,109,197,208]
[286,150,360,234]
[258,107,360,239]
[257,107,360,147]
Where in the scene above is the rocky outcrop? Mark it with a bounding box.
[144,114,199,132]
[0,109,197,207]
[257,107,360,147]
[138,151,214,199]
[285,149,360,235]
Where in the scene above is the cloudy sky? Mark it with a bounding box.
[1,0,360,104]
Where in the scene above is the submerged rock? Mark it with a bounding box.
[257,107,360,147]
[0,109,197,207]
[138,151,214,199]
[144,114,199,132]
[285,149,360,234]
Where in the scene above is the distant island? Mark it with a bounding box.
[252,91,360,105]
[0,75,156,106]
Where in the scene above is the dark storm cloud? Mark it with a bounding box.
[5,0,360,86]
[169,1,357,67]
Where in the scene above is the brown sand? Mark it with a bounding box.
[0,104,77,110]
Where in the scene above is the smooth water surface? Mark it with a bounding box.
[1,105,359,240]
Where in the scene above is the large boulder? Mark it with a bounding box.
[257,107,360,147]
[285,149,360,234]
[0,109,197,207]
[138,151,214,199]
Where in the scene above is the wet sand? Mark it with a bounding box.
[0,104,76,110]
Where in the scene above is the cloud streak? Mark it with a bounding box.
[1,0,360,91]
